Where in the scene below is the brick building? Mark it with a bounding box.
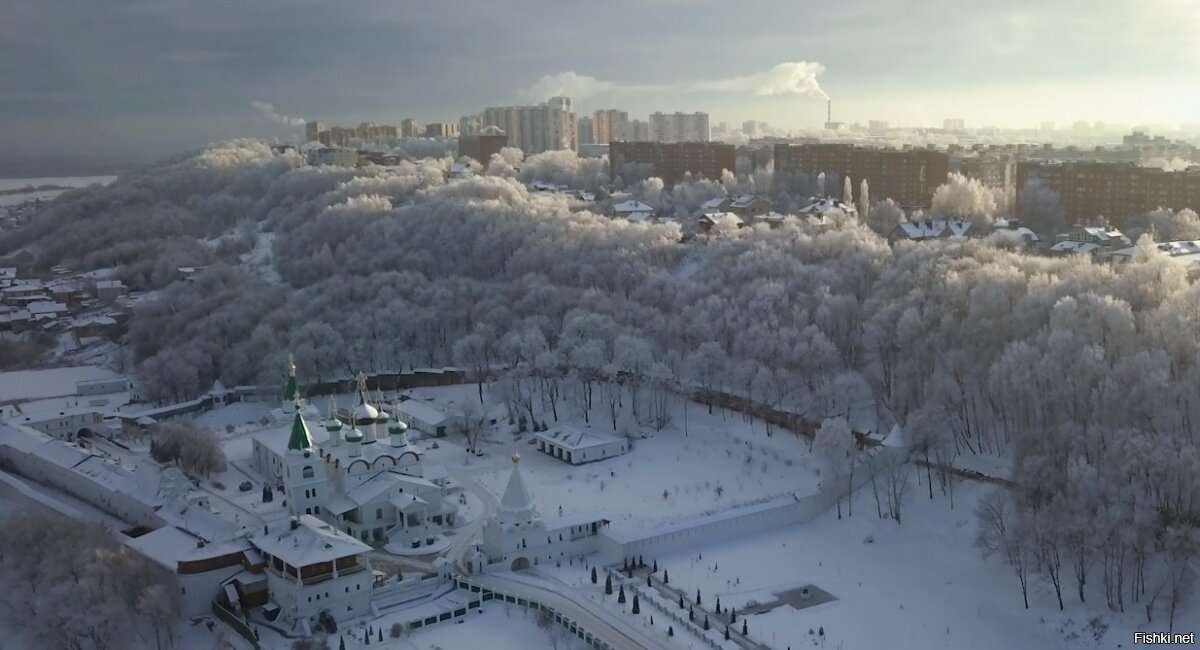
[1016,161,1200,224]
[457,128,508,164]
[609,141,735,186]
[773,143,949,208]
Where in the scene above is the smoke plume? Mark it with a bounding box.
[518,62,828,102]
[251,100,306,127]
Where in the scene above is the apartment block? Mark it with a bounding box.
[458,128,508,164]
[773,143,949,207]
[609,141,735,186]
[481,97,577,154]
[594,109,629,144]
[649,112,710,143]
[1016,161,1200,223]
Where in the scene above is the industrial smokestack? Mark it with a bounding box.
[827,99,831,125]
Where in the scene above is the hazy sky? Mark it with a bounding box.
[3,0,1199,172]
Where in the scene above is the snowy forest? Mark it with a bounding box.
[5,139,1200,624]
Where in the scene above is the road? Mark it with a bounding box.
[467,570,673,650]
[444,463,500,571]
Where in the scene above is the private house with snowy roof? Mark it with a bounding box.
[1049,226,1131,258]
[798,197,858,219]
[611,199,654,221]
[888,219,974,243]
[702,194,775,218]
[94,279,126,301]
[534,426,628,465]
[698,211,744,233]
[990,218,1040,245]
[1110,240,1200,277]
[479,452,608,572]
[251,365,458,552]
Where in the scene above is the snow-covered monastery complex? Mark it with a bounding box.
[251,367,457,551]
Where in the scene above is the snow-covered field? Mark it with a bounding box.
[469,395,821,533]
[639,480,1196,650]
[0,175,117,206]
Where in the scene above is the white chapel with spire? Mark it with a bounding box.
[480,451,609,572]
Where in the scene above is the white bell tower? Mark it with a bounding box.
[283,412,328,517]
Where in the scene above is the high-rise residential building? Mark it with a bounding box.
[1039,121,1056,133]
[424,122,460,138]
[459,114,482,137]
[869,120,890,134]
[305,121,397,145]
[774,143,950,207]
[593,109,629,144]
[458,127,508,164]
[649,112,710,143]
[1016,161,1200,224]
[577,116,595,145]
[609,141,735,186]
[943,118,966,131]
[742,120,760,138]
[712,122,728,137]
[481,97,577,154]
[400,118,421,138]
[305,121,324,143]
[627,119,650,142]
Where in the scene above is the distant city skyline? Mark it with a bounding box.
[2,0,1199,174]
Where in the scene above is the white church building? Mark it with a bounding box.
[479,452,609,571]
[251,366,458,552]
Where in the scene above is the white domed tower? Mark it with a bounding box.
[388,405,413,450]
[344,426,364,457]
[283,412,327,516]
[350,372,381,443]
[324,400,344,447]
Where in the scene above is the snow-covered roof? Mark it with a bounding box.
[798,198,857,216]
[392,493,429,512]
[251,417,330,457]
[394,399,452,427]
[125,525,252,570]
[0,366,121,403]
[1111,240,1200,268]
[991,225,1040,243]
[895,219,972,240]
[95,280,125,289]
[700,197,727,210]
[1081,226,1128,243]
[730,194,766,208]
[1049,240,1101,255]
[699,211,744,226]
[499,453,536,516]
[252,515,371,566]
[752,212,791,224]
[612,199,653,215]
[535,426,624,451]
[344,471,438,507]
[27,301,66,315]
[0,268,15,279]
[882,423,913,448]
